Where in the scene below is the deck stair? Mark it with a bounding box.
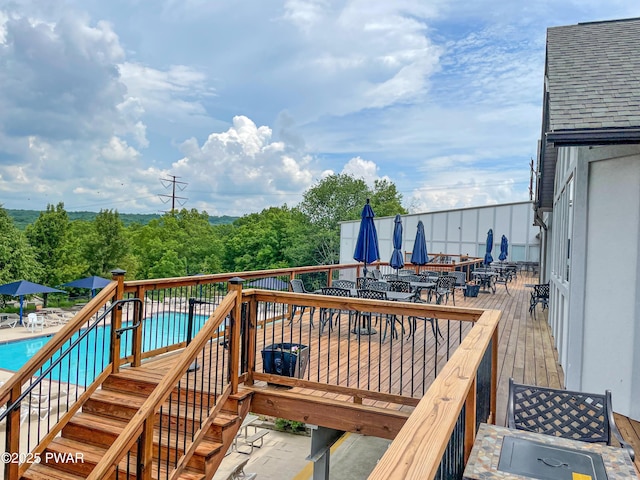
[20,368,255,480]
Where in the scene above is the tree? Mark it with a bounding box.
[298,174,369,231]
[222,206,314,272]
[84,210,130,276]
[0,206,41,285]
[370,179,406,217]
[25,202,70,285]
[128,209,224,279]
[298,174,407,264]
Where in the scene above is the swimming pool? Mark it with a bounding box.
[0,312,213,383]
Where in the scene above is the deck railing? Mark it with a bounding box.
[0,280,120,479]
[0,260,495,480]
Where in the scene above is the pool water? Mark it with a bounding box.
[0,312,212,383]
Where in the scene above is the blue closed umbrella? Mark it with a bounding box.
[62,275,112,297]
[353,199,380,276]
[484,229,494,265]
[499,235,509,262]
[0,280,65,324]
[410,221,429,266]
[390,214,404,273]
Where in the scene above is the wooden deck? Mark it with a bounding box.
[135,269,640,472]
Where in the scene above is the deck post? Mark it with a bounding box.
[110,269,126,374]
[307,426,344,480]
[131,285,145,367]
[228,277,244,395]
[4,384,21,480]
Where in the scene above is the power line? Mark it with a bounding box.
[158,175,188,213]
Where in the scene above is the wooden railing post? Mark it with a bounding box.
[110,269,126,374]
[4,384,21,480]
[228,277,244,395]
[131,285,145,367]
[139,417,155,480]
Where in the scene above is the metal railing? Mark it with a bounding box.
[88,284,239,480]
[0,261,496,480]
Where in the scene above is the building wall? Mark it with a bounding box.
[547,144,640,420]
[339,202,540,267]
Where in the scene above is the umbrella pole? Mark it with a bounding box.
[19,296,24,326]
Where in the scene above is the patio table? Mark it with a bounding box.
[464,423,636,479]
[472,271,498,294]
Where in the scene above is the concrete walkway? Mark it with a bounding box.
[215,427,391,480]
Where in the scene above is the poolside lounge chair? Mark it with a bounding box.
[0,382,50,425]
[0,314,19,329]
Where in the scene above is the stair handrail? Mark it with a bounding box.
[0,296,142,424]
[0,284,116,406]
[87,285,240,480]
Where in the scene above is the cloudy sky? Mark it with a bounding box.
[1,1,639,216]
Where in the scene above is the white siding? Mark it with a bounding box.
[545,144,640,420]
[340,202,540,267]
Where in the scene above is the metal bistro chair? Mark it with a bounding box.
[431,275,456,305]
[332,279,355,289]
[493,269,512,296]
[529,283,550,318]
[368,281,390,292]
[356,289,399,342]
[447,271,468,305]
[365,269,383,280]
[319,287,352,334]
[289,279,316,327]
[507,378,635,461]
[356,277,374,290]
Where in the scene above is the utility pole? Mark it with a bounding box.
[159,175,188,213]
[529,158,535,201]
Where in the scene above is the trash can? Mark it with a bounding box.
[464,284,480,297]
[262,343,309,378]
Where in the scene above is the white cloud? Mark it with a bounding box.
[169,116,317,215]
[2,1,640,216]
[341,156,380,187]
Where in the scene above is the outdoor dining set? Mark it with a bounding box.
[289,269,468,343]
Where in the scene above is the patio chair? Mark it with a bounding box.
[26,313,44,332]
[507,378,635,461]
[368,281,390,291]
[332,279,355,289]
[356,289,401,341]
[0,382,51,425]
[319,287,352,334]
[447,271,468,305]
[529,283,549,318]
[289,279,315,327]
[493,269,511,296]
[431,275,456,305]
[365,269,383,280]
[386,279,413,295]
[0,314,19,329]
[356,277,374,289]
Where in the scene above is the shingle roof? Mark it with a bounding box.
[546,18,640,132]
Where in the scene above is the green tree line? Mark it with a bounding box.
[0,174,407,287]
